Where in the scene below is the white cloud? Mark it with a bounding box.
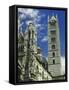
[18,8,47,34]
[26,20,33,25]
[19,13,26,20]
[35,23,41,28]
[41,36,48,42]
[18,8,39,20]
[18,8,41,31]
[61,56,65,75]
[34,15,41,23]
[27,9,38,18]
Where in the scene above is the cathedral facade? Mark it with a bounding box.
[18,15,65,82]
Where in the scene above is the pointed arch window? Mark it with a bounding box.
[53,59,55,64]
[52,45,55,49]
[52,52,55,57]
[51,37,56,42]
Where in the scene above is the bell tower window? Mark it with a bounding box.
[51,37,56,42]
[53,59,55,64]
[52,45,55,49]
[52,52,55,57]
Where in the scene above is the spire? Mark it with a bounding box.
[49,14,57,24]
[51,15,56,21]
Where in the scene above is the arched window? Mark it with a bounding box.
[52,45,55,49]
[51,37,56,42]
[52,52,55,57]
[53,59,55,64]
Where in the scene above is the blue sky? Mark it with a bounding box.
[18,8,65,57]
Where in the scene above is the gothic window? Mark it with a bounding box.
[53,59,55,64]
[52,52,55,57]
[52,45,55,49]
[51,37,56,42]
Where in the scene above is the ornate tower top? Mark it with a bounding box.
[28,22,35,31]
[48,15,57,24]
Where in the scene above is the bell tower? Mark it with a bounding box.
[48,15,61,78]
